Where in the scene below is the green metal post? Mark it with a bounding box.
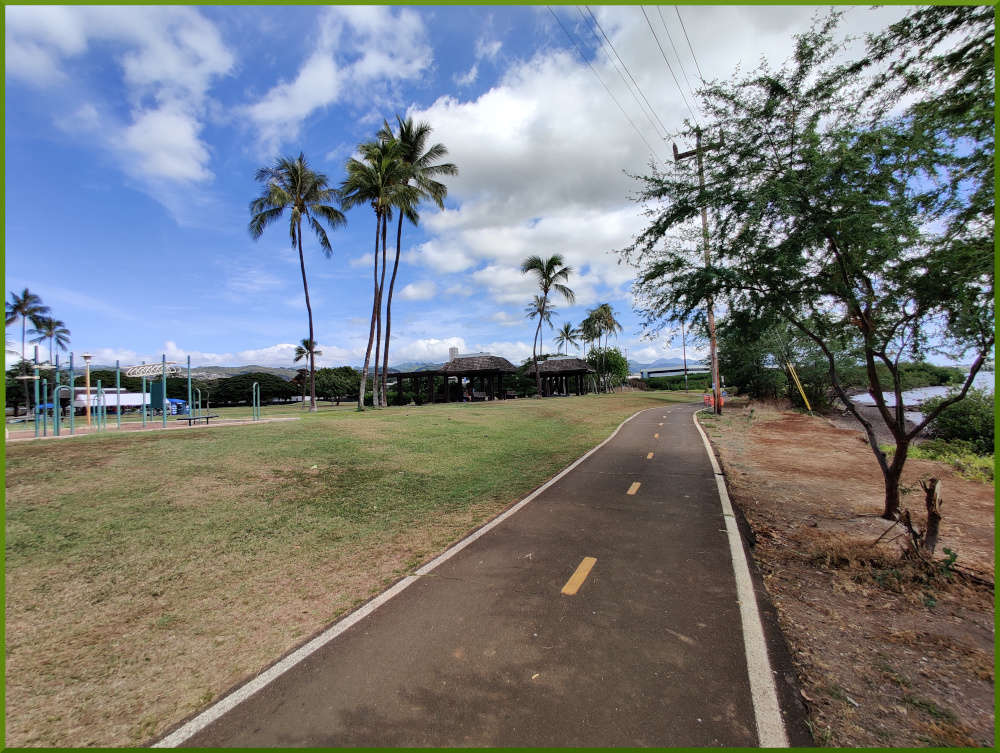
[53,386,69,436]
[96,380,102,432]
[68,352,75,435]
[141,361,147,428]
[187,355,192,419]
[161,355,167,427]
[42,378,48,436]
[252,382,260,420]
[33,366,40,438]
[116,360,121,430]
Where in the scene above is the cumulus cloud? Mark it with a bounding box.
[399,280,437,301]
[7,5,234,214]
[246,6,432,152]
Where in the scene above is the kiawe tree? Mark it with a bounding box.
[521,254,575,396]
[623,11,994,521]
[249,153,345,413]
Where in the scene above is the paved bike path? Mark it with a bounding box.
[170,403,780,746]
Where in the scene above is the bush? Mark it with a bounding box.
[922,388,994,454]
[882,438,993,483]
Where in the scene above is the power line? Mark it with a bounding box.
[547,6,663,160]
[576,6,666,140]
[640,6,699,126]
[656,5,698,104]
[674,6,706,82]
[582,5,670,138]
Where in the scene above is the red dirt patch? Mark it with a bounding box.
[701,402,994,747]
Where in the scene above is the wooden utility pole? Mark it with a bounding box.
[673,127,723,414]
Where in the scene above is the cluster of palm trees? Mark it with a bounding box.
[519,255,624,396]
[248,115,456,412]
[5,288,71,366]
[552,304,624,357]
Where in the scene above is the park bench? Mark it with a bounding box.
[471,391,488,401]
[505,390,519,399]
[176,414,220,426]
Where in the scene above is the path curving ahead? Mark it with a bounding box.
[157,403,795,747]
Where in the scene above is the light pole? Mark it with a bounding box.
[82,353,93,427]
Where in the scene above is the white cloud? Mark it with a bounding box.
[7,6,234,213]
[475,38,502,62]
[246,6,432,151]
[349,253,374,269]
[454,63,478,87]
[399,280,437,301]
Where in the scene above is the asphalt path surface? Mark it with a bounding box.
[175,403,775,746]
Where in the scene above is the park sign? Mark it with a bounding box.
[125,362,181,378]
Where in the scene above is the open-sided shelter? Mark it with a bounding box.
[526,356,595,396]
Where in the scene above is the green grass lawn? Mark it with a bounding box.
[5,390,697,746]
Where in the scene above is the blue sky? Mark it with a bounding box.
[5,4,909,369]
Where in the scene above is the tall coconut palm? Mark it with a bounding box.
[553,321,580,355]
[29,316,71,364]
[340,139,412,410]
[377,116,457,406]
[5,288,50,362]
[249,153,345,412]
[520,254,575,397]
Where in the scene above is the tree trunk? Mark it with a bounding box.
[373,208,389,407]
[880,437,910,519]
[531,306,544,398]
[295,221,318,413]
[921,478,943,555]
[381,212,404,407]
[358,213,382,410]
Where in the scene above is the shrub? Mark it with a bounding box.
[922,388,994,455]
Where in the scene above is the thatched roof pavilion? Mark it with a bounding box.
[390,353,518,403]
[525,356,595,396]
[439,353,517,375]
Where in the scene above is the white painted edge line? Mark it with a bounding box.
[692,411,789,748]
[154,407,650,747]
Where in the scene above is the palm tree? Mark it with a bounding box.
[249,153,345,412]
[584,303,624,391]
[553,321,580,355]
[377,116,457,406]
[5,288,50,362]
[525,296,557,353]
[340,139,412,410]
[29,316,71,365]
[520,254,575,397]
[293,337,323,407]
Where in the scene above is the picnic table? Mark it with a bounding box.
[176,414,220,426]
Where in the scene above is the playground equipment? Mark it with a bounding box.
[251,382,261,421]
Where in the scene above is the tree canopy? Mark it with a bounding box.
[621,9,994,519]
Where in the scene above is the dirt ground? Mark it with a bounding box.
[700,400,994,747]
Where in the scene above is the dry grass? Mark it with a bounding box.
[5,391,694,746]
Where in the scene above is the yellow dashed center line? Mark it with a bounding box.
[627,481,641,495]
[646,452,654,460]
[561,556,597,595]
